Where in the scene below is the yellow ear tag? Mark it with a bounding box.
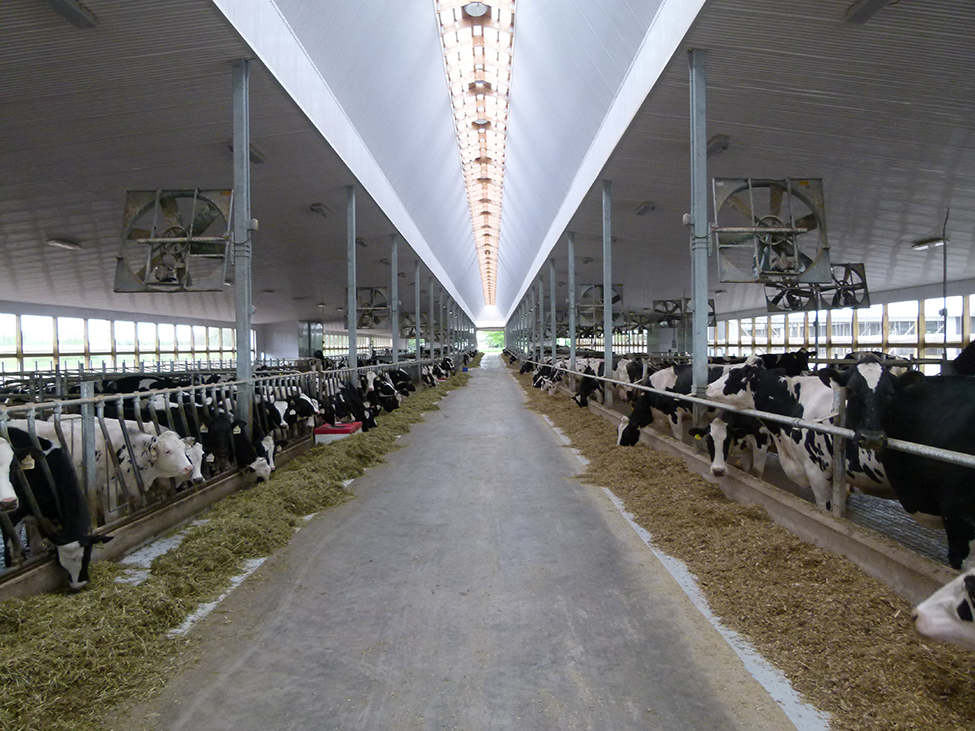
[200,425,209,433]
[21,455,35,470]
[693,434,702,440]
[233,426,241,435]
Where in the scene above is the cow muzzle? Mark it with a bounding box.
[0,497,18,511]
[856,430,886,450]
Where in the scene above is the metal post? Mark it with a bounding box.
[549,258,556,361]
[568,231,577,379]
[80,381,99,521]
[831,388,848,517]
[346,185,357,371]
[602,179,613,408]
[414,260,421,361]
[391,234,399,365]
[429,278,436,362]
[232,59,254,432]
[689,49,709,420]
[537,278,544,362]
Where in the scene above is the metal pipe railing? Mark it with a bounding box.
[516,356,975,472]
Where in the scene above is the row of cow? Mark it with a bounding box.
[511,345,975,651]
[0,354,473,591]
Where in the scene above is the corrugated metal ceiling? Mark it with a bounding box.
[2,0,974,330]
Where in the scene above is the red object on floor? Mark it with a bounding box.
[314,421,362,444]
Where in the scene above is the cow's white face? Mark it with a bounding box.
[914,571,975,650]
[56,541,88,590]
[0,439,18,510]
[247,457,272,482]
[261,435,276,472]
[153,432,194,478]
[706,371,753,410]
[183,438,205,482]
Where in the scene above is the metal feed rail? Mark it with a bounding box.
[517,356,975,515]
[0,360,437,578]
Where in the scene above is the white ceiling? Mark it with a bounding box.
[2,0,974,331]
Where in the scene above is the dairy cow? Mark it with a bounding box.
[820,360,975,569]
[688,410,771,478]
[1,427,112,589]
[914,569,975,650]
[0,438,17,510]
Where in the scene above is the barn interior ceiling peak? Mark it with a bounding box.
[2,0,974,330]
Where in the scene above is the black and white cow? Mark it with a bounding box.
[755,348,812,377]
[1,427,112,590]
[821,360,975,569]
[612,358,650,402]
[688,410,771,479]
[706,364,838,508]
[0,437,17,510]
[913,568,975,650]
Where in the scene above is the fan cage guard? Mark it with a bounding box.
[577,284,623,330]
[764,263,870,313]
[115,189,233,293]
[712,178,831,285]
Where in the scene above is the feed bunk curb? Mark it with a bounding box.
[581,398,957,606]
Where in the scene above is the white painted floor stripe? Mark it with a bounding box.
[535,409,827,729]
[169,557,267,637]
[601,488,830,731]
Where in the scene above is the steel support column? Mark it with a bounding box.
[549,258,556,361]
[414,260,421,362]
[391,235,399,365]
[232,59,253,432]
[689,49,709,415]
[536,278,544,362]
[346,185,357,372]
[429,280,436,361]
[602,180,613,408]
[568,231,577,376]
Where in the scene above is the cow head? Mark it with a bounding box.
[706,364,760,410]
[182,437,205,483]
[56,534,113,591]
[245,457,272,482]
[818,356,895,450]
[152,431,195,478]
[913,571,975,651]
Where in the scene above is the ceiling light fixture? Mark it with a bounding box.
[437,0,516,307]
[355,237,369,248]
[46,237,83,251]
[911,237,947,251]
[379,258,391,265]
[309,203,332,218]
[634,200,656,216]
[844,0,895,24]
[48,0,97,28]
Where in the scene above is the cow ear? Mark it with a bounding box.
[148,437,158,460]
[817,367,848,388]
[894,369,926,390]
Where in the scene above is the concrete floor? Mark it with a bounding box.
[116,355,801,731]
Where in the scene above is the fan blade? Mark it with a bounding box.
[127,228,151,240]
[159,195,183,228]
[769,185,783,218]
[725,194,756,223]
[795,213,818,232]
[189,204,221,236]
